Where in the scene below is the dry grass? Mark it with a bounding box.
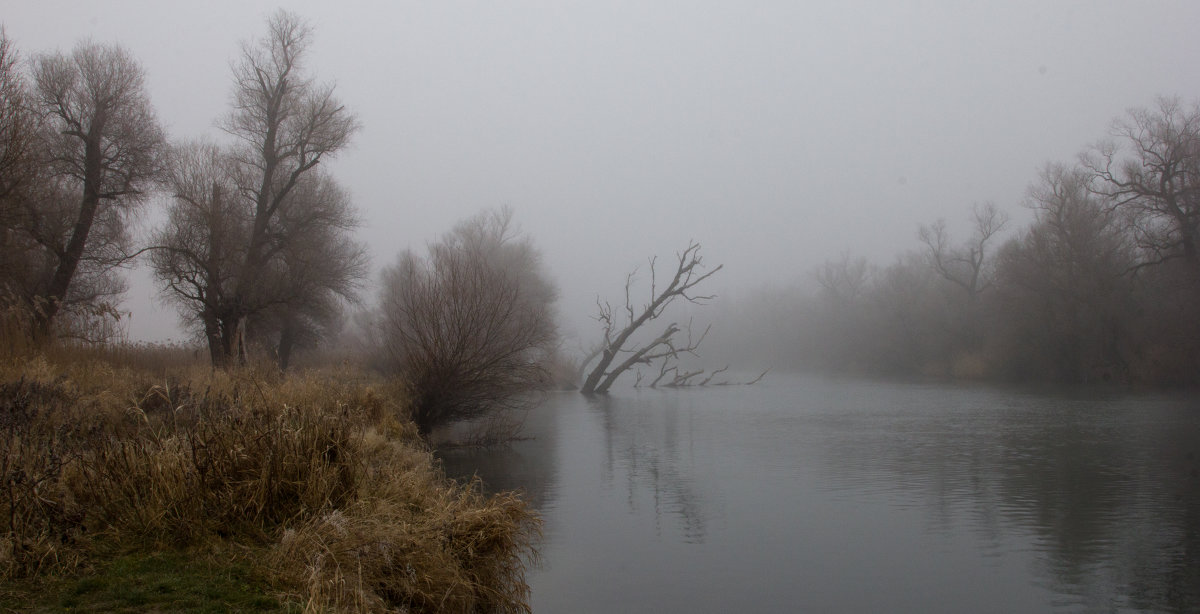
[0,348,540,612]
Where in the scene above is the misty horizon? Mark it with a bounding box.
[5,1,1200,348]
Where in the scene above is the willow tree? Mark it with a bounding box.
[21,40,164,339]
[917,202,1009,303]
[1082,97,1200,279]
[0,30,37,214]
[0,30,39,312]
[153,143,365,368]
[153,10,359,366]
[247,171,367,369]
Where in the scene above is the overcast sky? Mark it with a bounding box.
[5,1,1200,343]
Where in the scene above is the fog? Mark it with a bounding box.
[6,1,1200,345]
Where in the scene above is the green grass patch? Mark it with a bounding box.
[0,550,293,613]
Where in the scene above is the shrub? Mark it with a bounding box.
[375,208,557,437]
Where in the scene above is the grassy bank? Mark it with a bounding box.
[0,350,539,612]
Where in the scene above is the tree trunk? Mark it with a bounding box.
[579,348,613,395]
[203,310,227,368]
[579,243,721,394]
[277,317,296,371]
[205,312,247,368]
[35,113,107,340]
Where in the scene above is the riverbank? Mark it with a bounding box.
[0,349,539,613]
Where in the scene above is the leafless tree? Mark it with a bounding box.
[1081,97,1200,275]
[992,163,1137,381]
[0,30,39,315]
[815,251,871,307]
[247,171,368,369]
[579,241,722,395]
[0,30,38,214]
[150,142,242,363]
[807,252,879,372]
[917,202,1008,301]
[151,141,365,368]
[151,10,359,366]
[375,208,558,437]
[7,40,165,340]
[221,10,359,362]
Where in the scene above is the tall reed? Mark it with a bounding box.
[0,354,540,612]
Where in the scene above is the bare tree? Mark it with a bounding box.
[0,30,40,317]
[992,163,1137,381]
[917,202,1008,302]
[221,10,359,364]
[1,40,165,340]
[150,141,246,364]
[151,10,359,366]
[151,141,365,368]
[375,208,558,437]
[579,242,722,395]
[808,252,877,371]
[247,171,368,369]
[1081,97,1200,275]
[0,30,38,213]
[815,251,871,307]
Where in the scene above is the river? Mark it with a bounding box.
[438,374,1200,613]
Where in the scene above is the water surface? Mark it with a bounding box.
[440,375,1200,613]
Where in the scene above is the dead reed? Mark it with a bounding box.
[0,352,540,612]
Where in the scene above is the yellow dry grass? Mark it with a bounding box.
[0,346,540,613]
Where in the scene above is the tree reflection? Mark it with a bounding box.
[436,396,561,512]
[438,380,1199,611]
[585,393,710,544]
[816,387,1200,611]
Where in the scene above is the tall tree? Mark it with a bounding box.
[152,143,365,368]
[247,171,368,369]
[992,164,1137,381]
[914,202,1008,361]
[153,10,359,366]
[18,40,164,339]
[0,30,40,311]
[0,30,37,213]
[1082,97,1200,274]
[151,141,246,364]
[917,202,1008,303]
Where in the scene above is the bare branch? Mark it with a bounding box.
[375,208,557,437]
[580,241,722,394]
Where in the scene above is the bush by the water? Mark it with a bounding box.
[0,353,539,612]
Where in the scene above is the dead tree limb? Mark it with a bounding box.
[580,241,721,394]
[699,366,730,386]
[712,368,770,386]
[646,360,675,388]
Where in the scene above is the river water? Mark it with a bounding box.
[438,374,1200,613]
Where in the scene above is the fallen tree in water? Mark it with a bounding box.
[579,241,766,394]
[635,360,769,388]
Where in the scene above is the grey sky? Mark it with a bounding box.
[4,1,1200,342]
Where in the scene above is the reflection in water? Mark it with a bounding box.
[439,377,1200,613]
[814,383,1200,612]
[437,398,561,511]
[584,394,710,544]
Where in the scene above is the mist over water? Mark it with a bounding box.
[4,4,1200,609]
[7,2,1200,345]
[442,376,1200,613]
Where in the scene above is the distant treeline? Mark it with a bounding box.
[718,97,1200,385]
